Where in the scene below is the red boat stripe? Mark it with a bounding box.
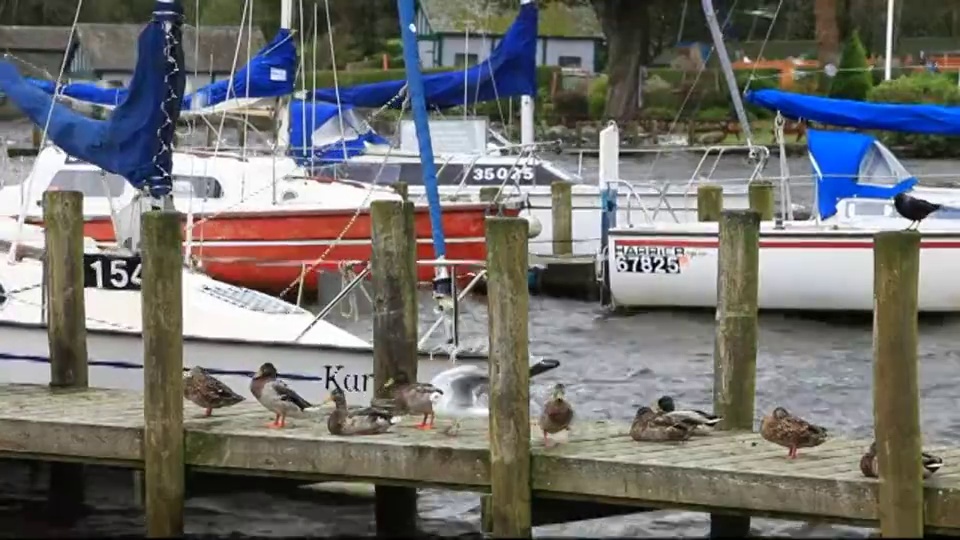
[613,238,960,249]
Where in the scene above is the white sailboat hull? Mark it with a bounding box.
[607,221,960,312]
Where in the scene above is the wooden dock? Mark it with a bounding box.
[2,383,959,533]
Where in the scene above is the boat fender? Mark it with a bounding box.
[519,210,543,239]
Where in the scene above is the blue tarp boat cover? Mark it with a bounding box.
[746,88,960,136]
[182,28,296,111]
[0,0,186,197]
[807,129,917,219]
[309,2,538,109]
[24,28,296,114]
[287,100,388,166]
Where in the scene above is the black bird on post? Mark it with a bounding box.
[893,192,942,230]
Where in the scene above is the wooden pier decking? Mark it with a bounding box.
[2,383,959,532]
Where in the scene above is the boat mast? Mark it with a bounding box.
[700,0,753,145]
[519,0,535,147]
[883,0,895,81]
[397,0,448,279]
[275,0,293,152]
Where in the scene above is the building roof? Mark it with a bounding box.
[418,0,602,39]
[0,26,73,52]
[72,23,266,74]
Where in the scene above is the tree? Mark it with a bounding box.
[814,0,840,66]
[591,0,652,122]
[830,29,873,100]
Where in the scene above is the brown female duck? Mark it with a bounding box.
[324,387,397,436]
[538,383,574,446]
[860,441,943,479]
[630,406,694,442]
[383,371,444,430]
[183,366,245,417]
[760,406,828,459]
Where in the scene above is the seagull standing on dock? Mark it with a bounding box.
[893,192,943,230]
[431,358,561,435]
[250,362,315,429]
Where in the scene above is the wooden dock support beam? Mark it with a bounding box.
[873,231,923,538]
[711,209,760,538]
[697,184,723,222]
[551,180,573,256]
[370,199,419,537]
[141,210,185,538]
[43,190,88,523]
[748,180,775,221]
[486,216,532,538]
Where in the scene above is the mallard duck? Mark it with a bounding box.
[860,441,943,479]
[324,387,397,435]
[250,362,314,428]
[655,395,721,434]
[760,406,828,459]
[183,366,245,417]
[538,383,574,447]
[630,406,694,442]
[382,370,444,430]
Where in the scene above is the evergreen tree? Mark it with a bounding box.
[828,29,874,101]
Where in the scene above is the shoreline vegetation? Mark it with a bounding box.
[2,31,958,159]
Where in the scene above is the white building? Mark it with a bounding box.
[415,0,604,73]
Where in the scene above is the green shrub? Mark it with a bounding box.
[866,72,960,157]
[587,74,607,119]
[829,30,874,101]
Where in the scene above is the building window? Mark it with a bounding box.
[454,53,478,67]
[49,170,127,197]
[557,56,582,68]
[171,175,224,199]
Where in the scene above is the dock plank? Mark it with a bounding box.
[1,384,959,530]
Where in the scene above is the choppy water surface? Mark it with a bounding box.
[2,121,960,536]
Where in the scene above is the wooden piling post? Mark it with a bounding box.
[748,180,775,221]
[31,126,42,149]
[141,210,185,538]
[551,181,573,256]
[697,184,723,222]
[873,231,923,538]
[710,209,760,538]
[42,190,87,523]
[486,217,531,538]
[370,199,419,537]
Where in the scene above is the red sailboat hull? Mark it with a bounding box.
[27,203,518,296]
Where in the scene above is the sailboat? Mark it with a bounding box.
[600,0,960,313]
[0,0,561,403]
[0,3,526,294]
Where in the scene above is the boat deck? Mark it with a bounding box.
[2,384,960,531]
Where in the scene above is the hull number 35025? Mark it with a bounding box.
[614,244,685,274]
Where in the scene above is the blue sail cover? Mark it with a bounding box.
[310,2,538,109]
[287,99,388,166]
[0,0,186,196]
[807,129,917,219]
[27,78,128,106]
[746,88,960,136]
[182,28,296,111]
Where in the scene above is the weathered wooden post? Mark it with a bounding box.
[371,199,419,537]
[873,231,923,538]
[711,209,760,538]
[486,216,532,538]
[697,184,723,222]
[42,190,87,522]
[31,126,42,150]
[141,210,185,538]
[551,180,573,256]
[748,180,775,221]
